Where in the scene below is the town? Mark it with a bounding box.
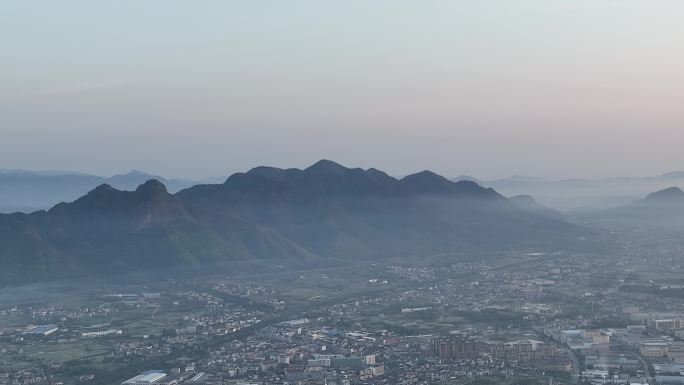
[2,230,684,385]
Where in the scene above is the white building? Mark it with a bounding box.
[81,329,122,338]
[122,370,166,385]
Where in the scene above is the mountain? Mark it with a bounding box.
[453,175,481,184]
[586,186,684,230]
[465,171,684,212]
[0,161,591,285]
[105,170,196,192]
[659,171,684,179]
[0,180,237,283]
[644,186,684,202]
[0,170,105,213]
[0,170,199,213]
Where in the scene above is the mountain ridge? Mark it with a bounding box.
[458,171,684,212]
[0,161,591,285]
[584,186,684,230]
[644,186,684,202]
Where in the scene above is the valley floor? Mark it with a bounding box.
[1,231,683,385]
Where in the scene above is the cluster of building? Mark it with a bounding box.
[549,329,611,350]
[433,335,572,372]
[547,324,684,384]
[0,369,49,385]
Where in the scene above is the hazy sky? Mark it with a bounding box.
[2,1,684,180]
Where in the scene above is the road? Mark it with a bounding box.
[636,352,655,385]
[560,347,581,384]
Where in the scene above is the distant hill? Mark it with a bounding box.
[644,186,684,202]
[453,175,481,184]
[659,171,684,179]
[0,160,590,285]
[0,170,198,213]
[586,186,684,230]
[460,171,684,212]
[104,170,197,192]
